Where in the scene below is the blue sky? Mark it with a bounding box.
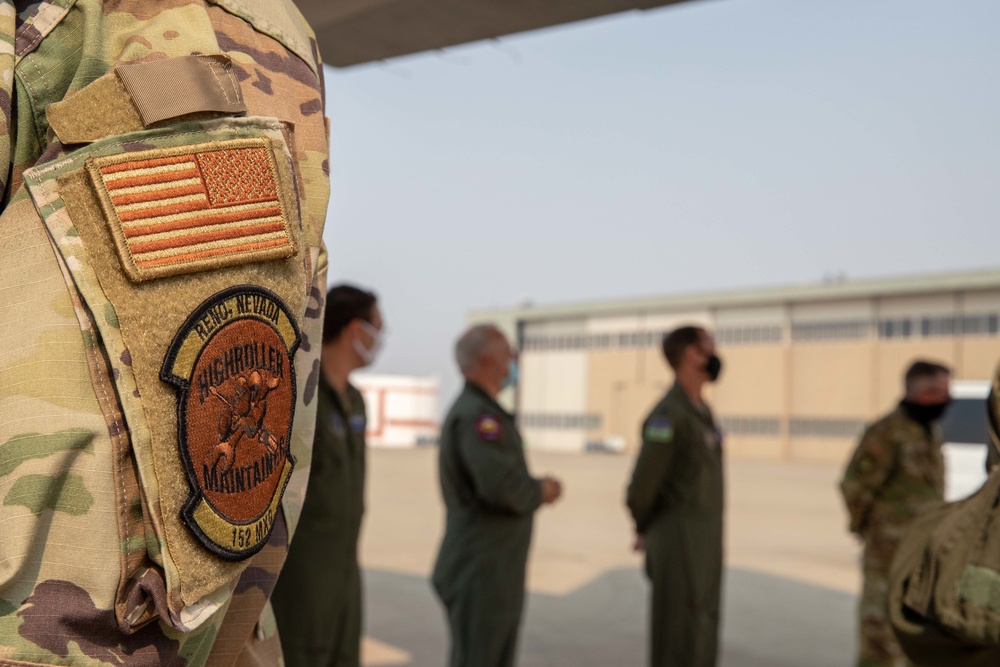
[320,0,1000,400]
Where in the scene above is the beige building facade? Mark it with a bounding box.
[470,269,1000,464]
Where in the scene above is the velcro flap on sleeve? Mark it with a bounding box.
[116,55,247,126]
[46,74,145,144]
[46,55,247,145]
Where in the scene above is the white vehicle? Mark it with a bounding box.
[942,380,992,501]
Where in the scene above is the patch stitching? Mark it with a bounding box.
[161,285,300,561]
[87,138,296,283]
[476,414,503,442]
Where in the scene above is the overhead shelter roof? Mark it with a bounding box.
[294,0,696,67]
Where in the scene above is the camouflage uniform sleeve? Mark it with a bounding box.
[0,2,330,664]
[0,4,13,198]
[840,423,896,535]
[626,410,680,534]
[456,414,543,516]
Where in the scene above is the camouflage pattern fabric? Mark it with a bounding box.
[840,406,945,667]
[0,1,330,666]
[886,361,1000,667]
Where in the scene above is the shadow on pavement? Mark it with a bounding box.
[364,566,857,667]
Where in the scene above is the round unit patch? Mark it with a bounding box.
[476,414,503,442]
[162,285,300,560]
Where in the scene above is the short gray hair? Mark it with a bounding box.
[455,324,502,373]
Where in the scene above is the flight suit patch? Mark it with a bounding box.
[161,285,300,561]
[349,414,367,434]
[87,137,296,283]
[644,417,674,444]
[476,414,503,442]
[329,414,347,438]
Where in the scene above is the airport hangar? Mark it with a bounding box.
[296,2,1000,464]
[470,269,1000,464]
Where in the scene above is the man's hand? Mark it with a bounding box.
[541,476,563,504]
[633,533,645,552]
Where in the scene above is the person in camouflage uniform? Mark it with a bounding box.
[0,1,330,666]
[840,360,952,667]
[885,361,1000,667]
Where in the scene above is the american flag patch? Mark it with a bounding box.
[88,138,296,282]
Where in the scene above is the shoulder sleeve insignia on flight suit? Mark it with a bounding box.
[476,414,503,442]
[644,417,674,444]
[349,414,367,434]
[86,138,296,283]
[329,414,347,437]
[161,285,300,561]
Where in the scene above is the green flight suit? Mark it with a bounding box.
[627,382,725,667]
[432,382,544,667]
[272,375,367,667]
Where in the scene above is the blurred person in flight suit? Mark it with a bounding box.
[0,1,330,665]
[627,325,725,667]
[840,360,952,667]
[987,383,999,472]
[272,285,383,667]
[432,324,563,667]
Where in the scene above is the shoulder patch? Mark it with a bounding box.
[87,138,296,283]
[161,286,300,561]
[328,413,346,438]
[476,414,503,442]
[349,413,367,434]
[644,416,674,444]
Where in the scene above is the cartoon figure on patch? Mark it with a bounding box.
[162,285,300,560]
[207,369,284,473]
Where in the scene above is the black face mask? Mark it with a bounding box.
[901,399,951,425]
[704,354,723,383]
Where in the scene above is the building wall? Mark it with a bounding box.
[963,338,1000,379]
[514,286,1000,463]
[353,374,440,448]
[520,349,589,452]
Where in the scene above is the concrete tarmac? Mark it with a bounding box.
[357,448,861,666]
